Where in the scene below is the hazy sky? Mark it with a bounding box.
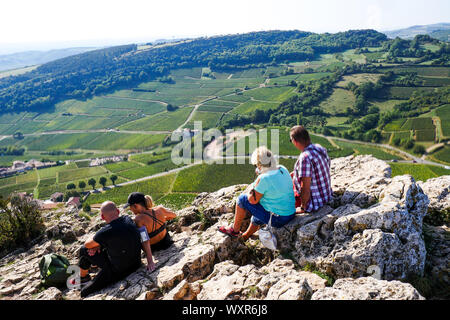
[1,0,449,53]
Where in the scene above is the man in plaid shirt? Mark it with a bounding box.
[290,125,332,213]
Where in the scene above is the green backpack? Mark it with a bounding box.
[39,253,71,288]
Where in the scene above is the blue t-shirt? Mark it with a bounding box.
[253,165,295,216]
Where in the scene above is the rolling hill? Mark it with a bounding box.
[383,23,450,41]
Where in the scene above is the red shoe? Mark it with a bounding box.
[218,226,241,237]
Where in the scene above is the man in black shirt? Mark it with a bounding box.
[77,201,142,298]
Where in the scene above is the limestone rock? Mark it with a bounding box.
[197,258,325,300]
[331,155,391,208]
[418,175,450,226]
[311,277,424,300]
[36,287,63,300]
[288,173,429,281]
[422,223,450,293]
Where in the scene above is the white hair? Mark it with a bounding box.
[250,146,277,168]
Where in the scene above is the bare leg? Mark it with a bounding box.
[233,204,248,232]
[242,223,259,241]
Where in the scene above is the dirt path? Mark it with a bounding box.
[176,104,200,130]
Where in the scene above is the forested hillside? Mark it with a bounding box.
[0,30,387,113]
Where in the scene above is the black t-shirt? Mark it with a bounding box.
[93,215,142,274]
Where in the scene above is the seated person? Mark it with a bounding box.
[289,125,332,213]
[124,192,177,272]
[78,201,142,298]
[219,146,296,241]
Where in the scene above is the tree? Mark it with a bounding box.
[78,181,86,191]
[13,132,24,140]
[403,139,415,149]
[0,195,44,253]
[66,183,76,190]
[413,145,426,155]
[110,175,118,186]
[88,178,96,190]
[99,177,107,188]
[83,203,91,213]
[166,104,178,112]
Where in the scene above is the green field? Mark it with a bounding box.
[85,173,177,206]
[390,163,450,182]
[157,193,199,211]
[197,105,234,113]
[383,66,450,78]
[184,111,223,129]
[333,140,402,160]
[429,145,450,165]
[401,117,435,130]
[368,99,403,112]
[415,130,436,142]
[0,132,167,152]
[57,166,108,183]
[435,104,450,137]
[319,88,355,114]
[172,163,254,192]
[118,107,193,131]
[230,100,280,114]
[103,161,141,173]
[117,159,182,180]
[242,86,297,102]
[336,73,381,87]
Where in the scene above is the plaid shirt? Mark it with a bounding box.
[293,143,332,212]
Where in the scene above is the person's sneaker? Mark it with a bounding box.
[218,225,241,237]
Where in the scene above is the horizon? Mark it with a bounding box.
[1,0,449,55]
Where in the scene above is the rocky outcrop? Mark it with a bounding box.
[0,155,446,300]
[311,277,424,300]
[418,175,449,226]
[197,258,327,300]
[275,160,429,281]
[330,155,391,208]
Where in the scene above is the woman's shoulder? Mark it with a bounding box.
[133,214,146,226]
[276,165,290,175]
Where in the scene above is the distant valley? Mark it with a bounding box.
[0,47,97,72]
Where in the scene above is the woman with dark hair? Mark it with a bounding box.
[124,192,177,271]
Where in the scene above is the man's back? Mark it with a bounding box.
[93,215,141,274]
[293,143,332,212]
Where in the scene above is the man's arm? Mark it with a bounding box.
[299,177,311,212]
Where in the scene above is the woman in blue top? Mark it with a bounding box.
[219,146,296,241]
